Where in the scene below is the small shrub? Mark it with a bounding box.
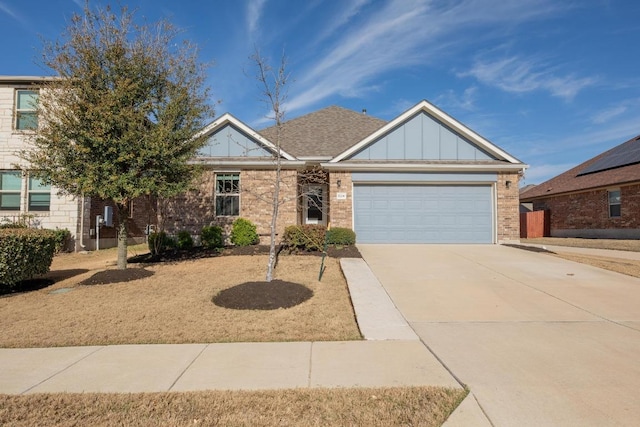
[230,218,259,246]
[0,228,57,289]
[52,228,72,253]
[282,225,326,252]
[176,230,194,250]
[201,225,224,249]
[148,231,176,255]
[326,227,356,245]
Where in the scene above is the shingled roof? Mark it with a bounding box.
[520,134,640,200]
[258,105,387,158]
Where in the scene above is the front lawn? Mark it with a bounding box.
[0,247,361,348]
[0,387,467,427]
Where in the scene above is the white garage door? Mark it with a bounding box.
[353,184,493,243]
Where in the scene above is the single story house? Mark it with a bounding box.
[1,74,525,246]
[163,100,526,244]
[520,134,640,239]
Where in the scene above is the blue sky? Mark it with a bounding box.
[1,0,639,185]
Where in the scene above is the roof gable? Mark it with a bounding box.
[196,113,296,160]
[350,110,496,161]
[332,100,522,164]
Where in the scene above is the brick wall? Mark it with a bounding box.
[497,171,521,242]
[241,169,298,240]
[89,196,157,239]
[328,171,352,229]
[163,169,298,244]
[531,183,640,238]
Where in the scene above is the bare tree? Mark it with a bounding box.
[251,48,288,282]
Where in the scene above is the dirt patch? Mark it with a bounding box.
[213,280,313,310]
[80,268,155,286]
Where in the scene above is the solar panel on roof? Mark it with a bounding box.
[578,137,640,176]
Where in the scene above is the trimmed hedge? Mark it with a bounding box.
[0,228,57,288]
[326,227,356,245]
[230,218,259,246]
[281,225,327,252]
[201,225,224,249]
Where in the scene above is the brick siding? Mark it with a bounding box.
[531,183,640,237]
[162,169,298,244]
[328,171,352,229]
[497,171,521,242]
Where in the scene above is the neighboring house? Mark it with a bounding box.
[163,100,526,244]
[0,76,155,250]
[520,134,640,239]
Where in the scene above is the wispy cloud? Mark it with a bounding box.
[435,86,478,112]
[285,0,572,114]
[591,105,627,124]
[314,0,371,44]
[460,56,597,100]
[0,1,31,30]
[246,0,267,38]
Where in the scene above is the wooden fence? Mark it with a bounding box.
[520,210,550,238]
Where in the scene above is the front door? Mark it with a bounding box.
[304,184,327,226]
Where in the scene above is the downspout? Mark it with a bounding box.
[79,194,86,249]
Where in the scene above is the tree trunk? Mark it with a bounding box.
[116,203,129,270]
[266,169,280,282]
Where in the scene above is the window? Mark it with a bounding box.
[215,173,239,216]
[28,176,51,211]
[15,90,38,130]
[608,189,621,218]
[0,171,22,211]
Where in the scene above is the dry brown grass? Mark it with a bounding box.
[552,252,640,279]
[0,247,361,348]
[521,237,640,252]
[521,237,640,279]
[0,386,467,427]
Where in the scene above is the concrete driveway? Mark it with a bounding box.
[359,244,640,427]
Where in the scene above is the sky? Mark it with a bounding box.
[1,0,639,186]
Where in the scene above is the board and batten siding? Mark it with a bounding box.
[197,123,273,158]
[351,111,495,161]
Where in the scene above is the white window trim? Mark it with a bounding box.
[608,189,621,218]
[215,172,240,217]
[27,175,51,212]
[14,89,38,131]
[0,170,22,212]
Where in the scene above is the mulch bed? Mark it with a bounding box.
[128,244,361,264]
[212,280,313,310]
[79,268,155,286]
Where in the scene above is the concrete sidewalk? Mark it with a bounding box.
[0,340,460,394]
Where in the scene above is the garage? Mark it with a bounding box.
[353,184,493,243]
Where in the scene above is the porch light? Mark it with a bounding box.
[506,180,512,189]
[337,179,342,187]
